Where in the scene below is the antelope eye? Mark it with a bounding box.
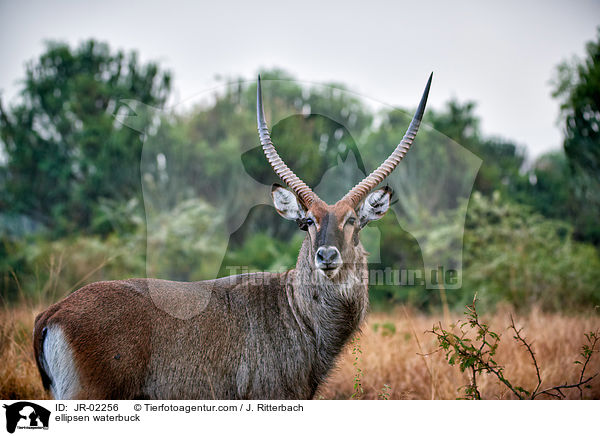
[346,217,356,226]
[306,218,315,226]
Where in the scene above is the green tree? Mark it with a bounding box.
[426,99,526,196]
[552,27,600,244]
[510,151,574,223]
[0,40,171,235]
[141,70,373,262]
[463,192,600,311]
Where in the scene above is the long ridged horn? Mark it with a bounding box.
[257,75,317,206]
[342,73,432,207]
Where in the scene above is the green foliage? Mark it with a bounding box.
[221,230,304,275]
[146,198,226,281]
[430,298,600,399]
[350,336,364,399]
[1,38,599,314]
[551,27,600,244]
[1,197,227,299]
[378,384,391,400]
[431,298,511,399]
[462,192,600,311]
[510,152,573,222]
[373,322,396,337]
[1,232,146,302]
[0,39,171,236]
[426,100,527,197]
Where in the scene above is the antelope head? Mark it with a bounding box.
[257,74,432,278]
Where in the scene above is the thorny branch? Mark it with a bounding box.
[509,314,542,398]
[429,297,599,399]
[509,315,599,399]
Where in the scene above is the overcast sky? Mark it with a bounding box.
[1,0,598,159]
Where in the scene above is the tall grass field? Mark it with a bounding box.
[2,302,598,400]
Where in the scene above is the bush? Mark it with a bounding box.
[462,192,600,311]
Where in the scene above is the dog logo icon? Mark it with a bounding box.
[3,402,50,433]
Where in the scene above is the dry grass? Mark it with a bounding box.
[318,307,600,400]
[0,303,50,400]
[0,303,598,400]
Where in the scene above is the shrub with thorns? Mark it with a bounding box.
[429,297,599,399]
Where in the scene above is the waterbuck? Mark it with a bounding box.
[33,74,432,399]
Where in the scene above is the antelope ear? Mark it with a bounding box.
[271,184,307,221]
[357,187,392,228]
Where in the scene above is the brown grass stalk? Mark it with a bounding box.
[0,303,598,400]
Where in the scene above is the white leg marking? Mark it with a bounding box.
[42,325,81,399]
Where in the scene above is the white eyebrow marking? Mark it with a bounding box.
[307,211,320,231]
[341,210,354,227]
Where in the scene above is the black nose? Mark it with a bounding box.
[316,246,341,269]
